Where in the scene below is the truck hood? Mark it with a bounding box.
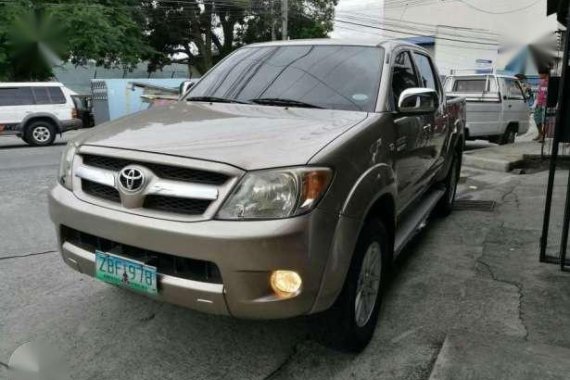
[78,102,368,170]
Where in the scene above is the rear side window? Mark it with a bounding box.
[0,87,34,106]
[453,79,487,92]
[47,87,66,104]
[413,53,438,92]
[32,87,51,104]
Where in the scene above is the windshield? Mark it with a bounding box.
[186,45,384,112]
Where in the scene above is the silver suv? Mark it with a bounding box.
[49,40,465,351]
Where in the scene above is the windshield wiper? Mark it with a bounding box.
[186,96,251,104]
[249,98,323,109]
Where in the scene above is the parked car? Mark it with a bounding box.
[49,40,465,352]
[444,74,530,144]
[0,82,82,146]
[71,95,95,129]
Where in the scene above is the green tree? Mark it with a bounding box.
[144,0,338,76]
[242,0,338,44]
[0,0,150,81]
[143,0,247,75]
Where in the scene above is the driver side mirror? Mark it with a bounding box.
[397,88,438,115]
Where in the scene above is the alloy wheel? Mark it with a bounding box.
[32,126,51,143]
[354,241,382,327]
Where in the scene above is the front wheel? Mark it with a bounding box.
[499,125,517,145]
[318,218,390,352]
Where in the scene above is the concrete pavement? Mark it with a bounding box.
[2,133,570,379]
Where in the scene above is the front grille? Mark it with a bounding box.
[61,226,222,284]
[82,180,120,203]
[144,195,211,215]
[82,154,229,185]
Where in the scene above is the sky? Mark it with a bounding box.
[332,0,384,41]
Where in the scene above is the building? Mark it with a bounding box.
[334,0,561,76]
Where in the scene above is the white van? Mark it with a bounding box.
[444,74,530,144]
[0,82,82,146]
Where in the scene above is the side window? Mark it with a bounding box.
[413,53,438,94]
[32,87,51,104]
[0,87,34,106]
[505,79,525,100]
[47,87,66,104]
[392,51,419,106]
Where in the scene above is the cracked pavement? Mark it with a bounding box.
[2,136,570,379]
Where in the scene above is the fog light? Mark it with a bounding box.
[270,270,302,298]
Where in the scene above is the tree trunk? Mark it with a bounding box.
[203,1,213,71]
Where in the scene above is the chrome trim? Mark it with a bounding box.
[76,164,219,201]
[73,148,242,222]
[75,165,115,187]
[161,275,224,294]
[146,178,218,200]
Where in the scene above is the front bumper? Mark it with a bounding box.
[49,184,338,319]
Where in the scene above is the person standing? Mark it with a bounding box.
[533,72,549,142]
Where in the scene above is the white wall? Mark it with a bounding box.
[382,0,558,46]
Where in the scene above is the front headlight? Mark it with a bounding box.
[58,142,78,190]
[216,167,332,220]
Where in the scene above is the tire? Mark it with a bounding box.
[499,125,517,145]
[435,149,461,217]
[317,218,390,352]
[25,121,56,146]
[20,135,30,144]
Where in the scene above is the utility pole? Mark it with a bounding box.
[281,0,288,40]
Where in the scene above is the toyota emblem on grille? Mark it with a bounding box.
[119,167,145,192]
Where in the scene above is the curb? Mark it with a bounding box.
[462,154,521,172]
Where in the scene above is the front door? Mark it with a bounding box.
[502,78,530,134]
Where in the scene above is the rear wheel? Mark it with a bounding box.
[318,218,390,352]
[25,121,56,146]
[499,125,517,145]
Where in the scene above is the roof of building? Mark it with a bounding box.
[53,62,191,95]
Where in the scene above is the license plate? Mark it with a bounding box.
[95,251,157,295]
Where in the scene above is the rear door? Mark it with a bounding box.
[502,78,529,133]
[412,51,446,173]
[390,50,431,212]
[32,86,71,121]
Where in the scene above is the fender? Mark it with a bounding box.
[21,113,62,134]
[436,117,465,182]
[311,163,397,313]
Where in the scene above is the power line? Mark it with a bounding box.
[457,0,543,15]
[334,18,499,47]
[336,13,500,42]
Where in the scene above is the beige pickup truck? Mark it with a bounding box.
[49,39,465,352]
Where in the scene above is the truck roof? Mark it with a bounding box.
[0,82,65,88]
[246,38,424,51]
[447,74,519,80]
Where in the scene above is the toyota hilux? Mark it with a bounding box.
[49,40,465,352]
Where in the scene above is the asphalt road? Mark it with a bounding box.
[0,132,541,380]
